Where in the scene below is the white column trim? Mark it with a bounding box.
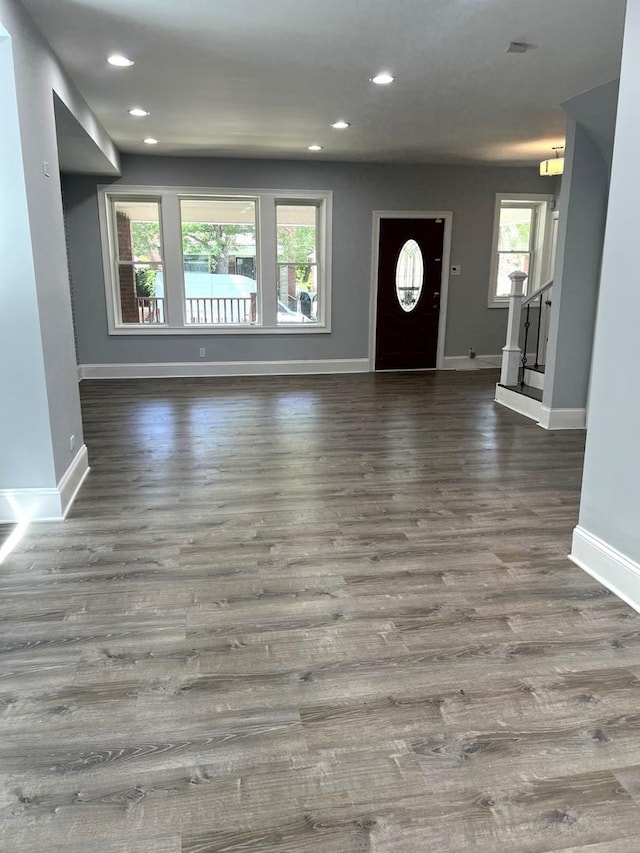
[500,270,527,386]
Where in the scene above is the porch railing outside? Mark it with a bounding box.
[186,295,256,325]
[136,296,165,324]
[135,295,258,325]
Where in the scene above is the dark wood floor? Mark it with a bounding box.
[2,370,640,852]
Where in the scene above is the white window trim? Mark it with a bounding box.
[488,192,555,309]
[97,184,333,335]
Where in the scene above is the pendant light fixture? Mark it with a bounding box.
[540,146,565,177]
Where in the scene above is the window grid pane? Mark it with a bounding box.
[113,199,165,325]
[496,251,532,297]
[498,205,535,252]
[180,198,258,326]
[276,203,319,324]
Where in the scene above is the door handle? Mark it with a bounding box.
[433,292,440,297]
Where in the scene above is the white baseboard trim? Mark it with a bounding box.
[78,359,370,380]
[442,354,501,371]
[0,486,62,524]
[538,406,586,431]
[0,444,89,523]
[495,385,587,431]
[494,383,542,423]
[59,444,90,518]
[570,526,640,615]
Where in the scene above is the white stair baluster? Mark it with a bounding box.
[500,270,528,386]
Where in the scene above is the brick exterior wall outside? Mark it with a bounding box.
[116,212,139,323]
[288,265,297,301]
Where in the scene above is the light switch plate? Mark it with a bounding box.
[451,265,461,276]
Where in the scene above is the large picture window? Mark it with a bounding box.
[180,198,258,326]
[99,186,331,334]
[488,193,554,307]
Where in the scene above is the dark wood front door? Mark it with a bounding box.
[375,217,445,370]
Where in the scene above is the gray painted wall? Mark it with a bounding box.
[0,0,118,484]
[577,0,640,562]
[54,95,121,175]
[562,79,619,176]
[0,25,55,489]
[64,155,553,365]
[543,119,609,411]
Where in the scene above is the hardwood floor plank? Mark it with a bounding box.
[550,839,640,853]
[30,839,182,853]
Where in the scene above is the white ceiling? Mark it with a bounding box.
[23,0,626,165]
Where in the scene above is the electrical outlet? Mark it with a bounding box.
[451,264,461,276]
[468,347,476,359]
[69,434,76,451]
[199,347,206,358]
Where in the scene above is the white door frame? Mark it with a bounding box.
[369,210,453,371]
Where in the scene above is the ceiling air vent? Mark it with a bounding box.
[506,41,533,54]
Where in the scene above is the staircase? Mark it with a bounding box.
[494,271,553,424]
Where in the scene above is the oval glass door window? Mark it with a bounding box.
[395,239,424,312]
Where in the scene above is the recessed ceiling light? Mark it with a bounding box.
[143,137,158,145]
[107,53,134,67]
[371,72,394,85]
[308,144,323,151]
[128,107,150,117]
[331,120,350,129]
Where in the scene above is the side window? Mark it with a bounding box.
[276,202,319,325]
[112,198,165,324]
[495,203,536,298]
[489,194,554,307]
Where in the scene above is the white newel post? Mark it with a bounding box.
[500,270,528,386]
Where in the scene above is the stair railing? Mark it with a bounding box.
[519,278,554,388]
[500,270,528,386]
[500,272,553,389]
